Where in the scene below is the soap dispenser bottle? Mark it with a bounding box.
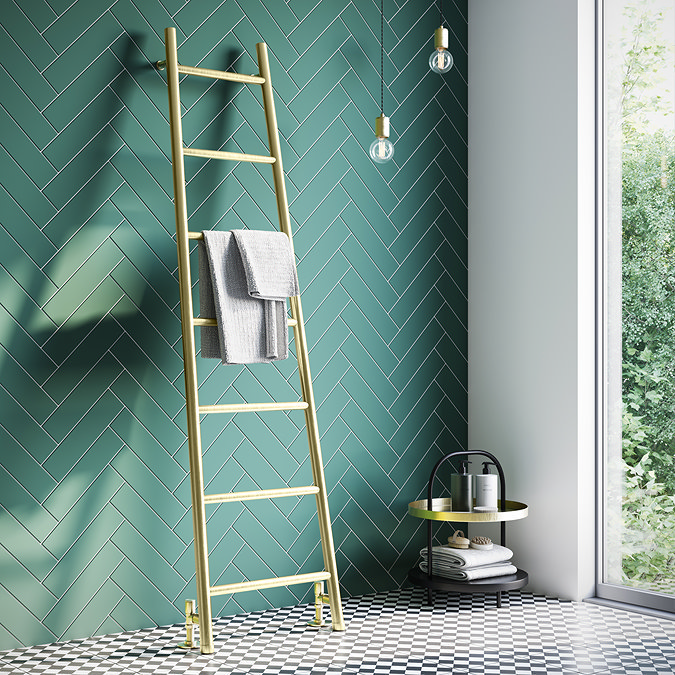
[474,461,498,512]
[451,460,472,512]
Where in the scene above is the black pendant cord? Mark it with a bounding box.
[439,0,444,26]
[380,0,384,114]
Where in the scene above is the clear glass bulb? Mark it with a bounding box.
[369,136,394,163]
[429,47,453,74]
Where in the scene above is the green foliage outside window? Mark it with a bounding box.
[620,453,675,590]
[622,133,675,487]
[619,0,675,587]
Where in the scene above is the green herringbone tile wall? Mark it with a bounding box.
[0,0,467,650]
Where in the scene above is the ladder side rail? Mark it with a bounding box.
[164,26,215,655]
[290,294,345,630]
[255,43,293,244]
[256,41,345,632]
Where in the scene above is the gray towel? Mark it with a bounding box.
[198,230,298,364]
[232,229,299,359]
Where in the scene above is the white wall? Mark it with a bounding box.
[467,0,596,600]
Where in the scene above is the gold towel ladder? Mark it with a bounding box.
[159,27,345,654]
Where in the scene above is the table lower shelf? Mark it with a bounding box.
[408,566,529,594]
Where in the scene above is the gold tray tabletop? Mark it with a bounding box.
[408,497,528,522]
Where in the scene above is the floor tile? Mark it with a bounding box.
[1,590,673,675]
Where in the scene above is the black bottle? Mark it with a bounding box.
[451,460,472,511]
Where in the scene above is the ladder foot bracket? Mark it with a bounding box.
[307,581,331,628]
[178,600,200,650]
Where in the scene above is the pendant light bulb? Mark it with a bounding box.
[369,114,394,164]
[429,26,453,74]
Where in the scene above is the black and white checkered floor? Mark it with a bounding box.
[1,589,674,674]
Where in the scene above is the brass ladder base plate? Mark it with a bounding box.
[178,640,200,650]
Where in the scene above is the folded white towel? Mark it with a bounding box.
[420,559,517,581]
[419,544,513,569]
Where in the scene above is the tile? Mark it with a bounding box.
[0,107,54,191]
[291,154,351,226]
[42,504,123,594]
[287,87,350,158]
[47,10,121,73]
[0,420,56,503]
[339,400,398,465]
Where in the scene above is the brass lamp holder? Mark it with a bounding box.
[434,26,449,51]
[375,114,390,139]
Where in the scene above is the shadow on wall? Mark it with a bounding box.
[0,33,193,646]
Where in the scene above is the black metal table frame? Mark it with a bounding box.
[412,449,528,607]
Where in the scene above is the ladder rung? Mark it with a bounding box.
[204,485,319,505]
[193,317,297,327]
[199,401,308,414]
[176,63,266,85]
[210,571,331,597]
[183,147,276,164]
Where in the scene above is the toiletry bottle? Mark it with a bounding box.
[450,460,472,511]
[474,461,498,512]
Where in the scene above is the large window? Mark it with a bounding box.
[601,0,675,611]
